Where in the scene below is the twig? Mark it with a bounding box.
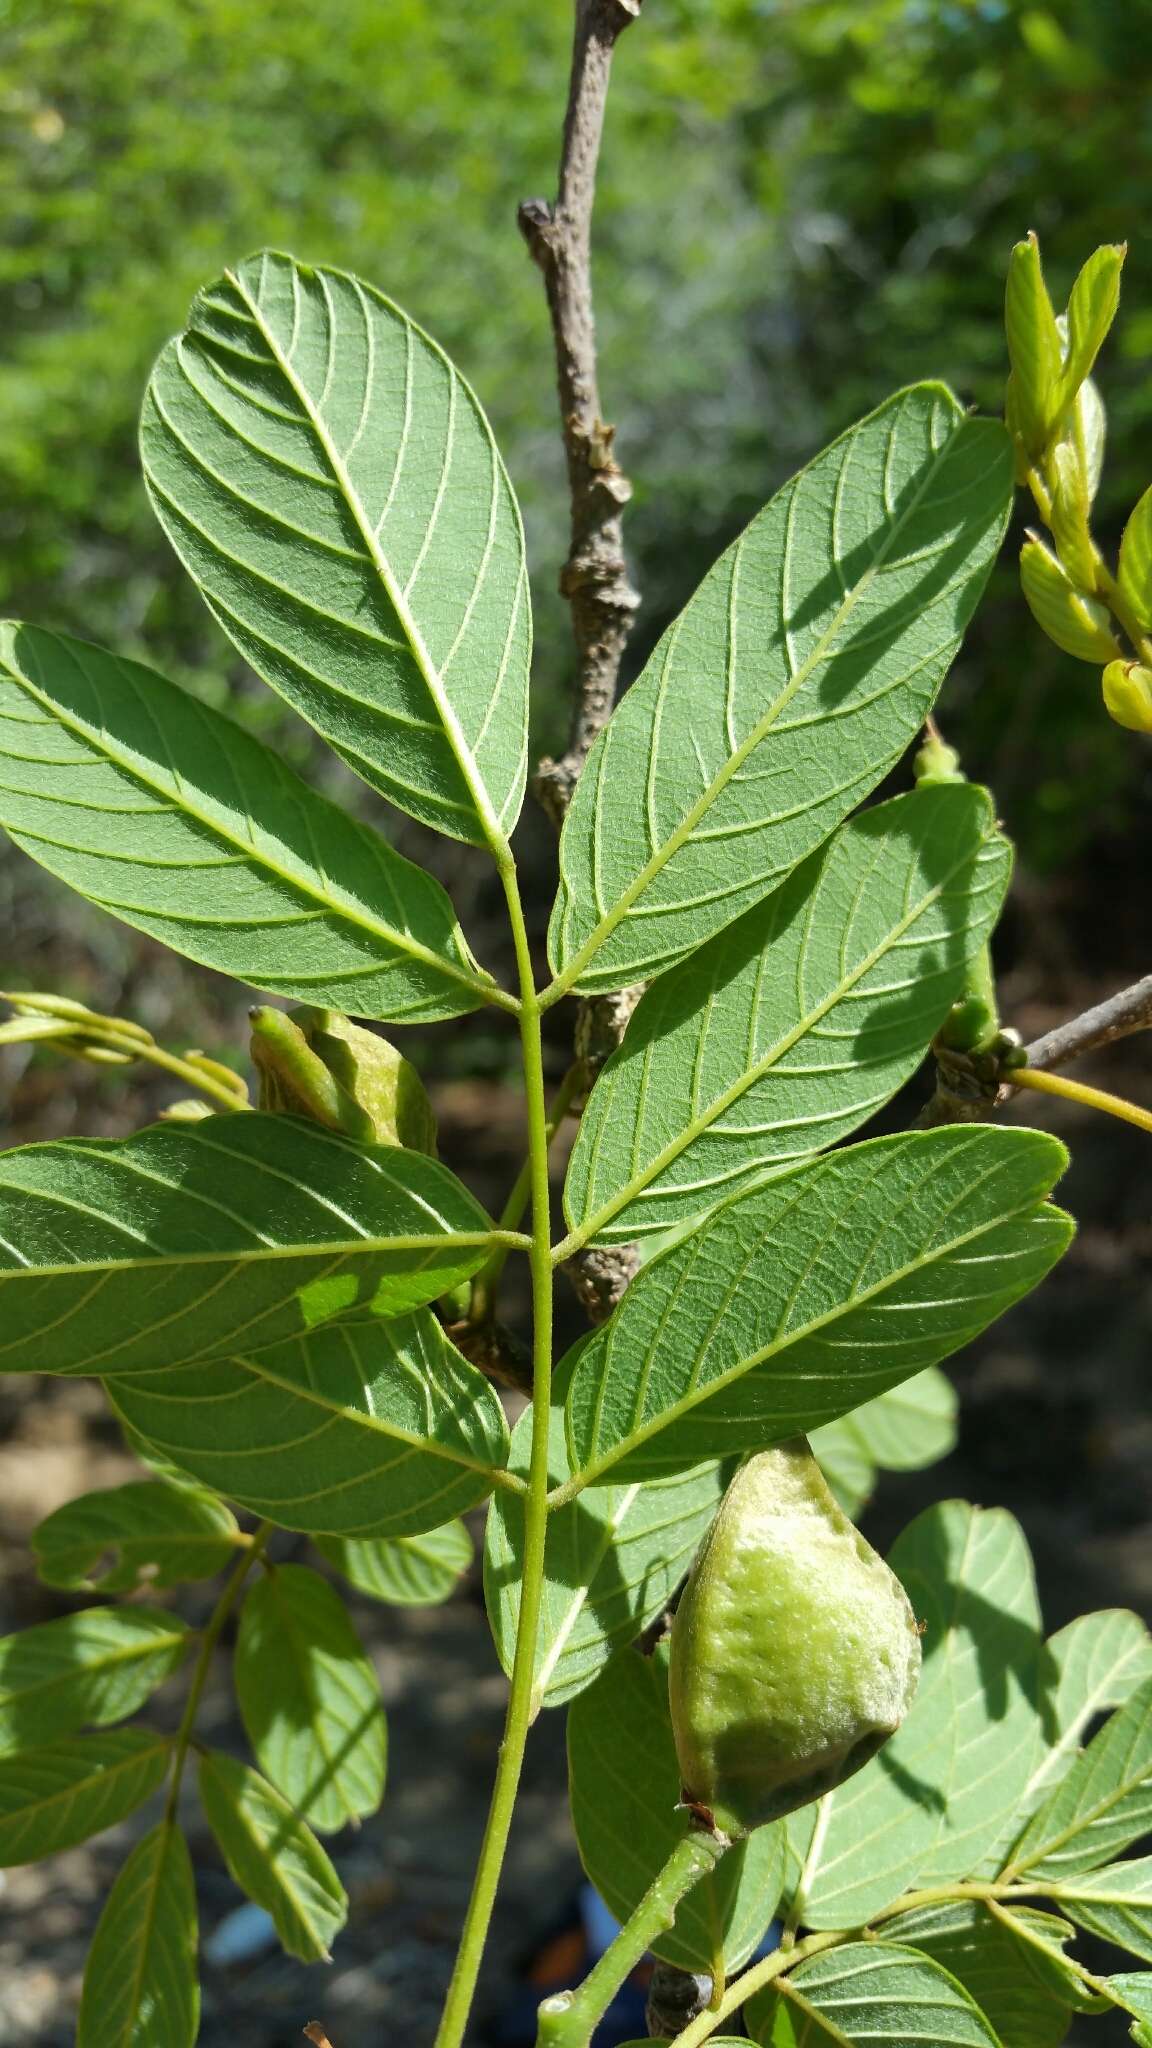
[519,0,643,826]
[1021,972,1152,1072]
[303,2027,333,2048]
[520,0,645,1322]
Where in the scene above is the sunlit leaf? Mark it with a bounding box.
[0,1114,498,1377]
[567,1643,785,1975]
[235,1563,386,1832]
[565,1128,1070,1486]
[77,1822,199,2048]
[109,1309,510,1537]
[0,624,497,1020]
[550,385,1011,993]
[142,252,529,847]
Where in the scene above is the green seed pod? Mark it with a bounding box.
[249,1005,437,1152]
[668,1440,921,1839]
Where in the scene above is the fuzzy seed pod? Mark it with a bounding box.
[668,1439,921,1839]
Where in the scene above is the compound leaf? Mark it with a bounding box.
[316,1520,472,1605]
[550,384,1011,994]
[0,1113,497,1378]
[887,1901,1093,2048]
[33,1481,241,1593]
[785,1504,1043,1927]
[975,1608,1152,1875]
[565,785,1010,1244]
[77,1821,199,2048]
[0,624,495,1022]
[234,1563,386,1832]
[108,1309,510,1537]
[485,1397,722,1712]
[142,252,529,848]
[197,1747,346,1961]
[0,1728,171,1864]
[746,1942,1003,2048]
[1056,1855,1152,1963]
[568,1643,785,1975]
[564,1128,1070,1486]
[1006,1678,1152,1882]
[0,1607,189,1756]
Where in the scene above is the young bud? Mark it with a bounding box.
[667,1440,921,1839]
[1059,243,1125,413]
[1019,533,1118,664]
[1004,234,1063,461]
[249,1005,436,1152]
[1103,660,1152,735]
[1118,485,1152,636]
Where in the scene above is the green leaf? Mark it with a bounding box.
[197,1747,346,1961]
[316,1521,472,1605]
[976,1608,1152,1871]
[567,1643,785,1975]
[108,1308,510,1536]
[1006,1678,1152,1882]
[1004,234,1064,457]
[785,1503,1043,1927]
[811,1367,957,1516]
[1101,1973,1152,2024]
[33,1480,241,1592]
[564,1128,1070,1486]
[77,1821,199,2048]
[748,1942,1003,2047]
[891,1501,1046,1889]
[1059,243,1125,408]
[886,1901,1094,2048]
[234,1563,386,1832]
[1055,1855,1152,1962]
[0,625,496,1022]
[0,1113,498,1377]
[0,1728,171,1864]
[549,384,1011,995]
[484,1397,722,1711]
[564,785,1011,1245]
[1118,487,1152,634]
[141,251,529,848]
[0,1607,189,1755]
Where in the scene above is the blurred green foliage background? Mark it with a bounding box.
[2,0,1151,1082]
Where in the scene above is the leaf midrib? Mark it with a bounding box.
[569,835,994,1248]
[228,263,511,860]
[1,641,499,1010]
[570,1165,1060,1488]
[548,395,966,998]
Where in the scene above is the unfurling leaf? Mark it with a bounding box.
[1019,533,1117,663]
